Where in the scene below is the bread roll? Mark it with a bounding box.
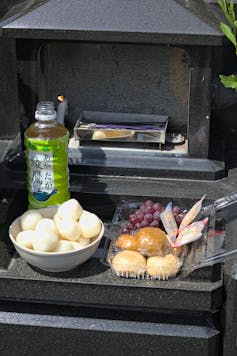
[111,250,146,276]
[57,199,83,221]
[20,210,43,231]
[136,227,168,256]
[16,230,35,249]
[79,211,101,239]
[146,254,182,279]
[56,219,81,241]
[115,234,137,251]
[32,230,58,252]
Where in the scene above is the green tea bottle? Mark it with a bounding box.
[25,101,70,209]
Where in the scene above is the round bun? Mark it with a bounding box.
[16,230,34,249]
[20,210,43,231]
[56,219,81,241]
[79,211,101,239]
[147,254,182,279]
[35,218,58,235]
[57,199,83,221]
[53,240,74,252]
[32,230,58,252]
[136,227,168,256]
[111,250,146,276]
[115,234,137,251]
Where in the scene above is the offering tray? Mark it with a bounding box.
[74,111,169,145]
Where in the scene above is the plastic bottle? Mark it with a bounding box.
[24,101,70,209]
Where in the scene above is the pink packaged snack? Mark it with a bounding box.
[178,195,206,233]
[174,218,208,247]
[160,202,178,244]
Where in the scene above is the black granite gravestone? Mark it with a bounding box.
[0,1,237,355]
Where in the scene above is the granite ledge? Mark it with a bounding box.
[0,254,223,313]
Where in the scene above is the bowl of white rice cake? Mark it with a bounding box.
[9,199,104,272]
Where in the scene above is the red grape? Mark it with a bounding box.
[153,210,161,221]
[136,213,144,223]
[140,220,149,228]
[135,222,141,230]
[145,199,153,207]
[153,202,163,211]
[173,205,181,215]
[144,213,153,224]
[175,213,185,226]
[122,227,130,234]
[130,216,137,226]
[122,199,185,235]
[147,205,155,214]
[139,204,147,214]
[129,214,136,225]
[178,212,185,220]
[127,223,134,230]
[150,220,159,228]
[174,215,182,225]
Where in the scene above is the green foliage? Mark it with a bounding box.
[218,0,237,89]
[220,22,237,48]
[220,74,237,88]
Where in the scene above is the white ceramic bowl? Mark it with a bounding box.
[9,206,104,272]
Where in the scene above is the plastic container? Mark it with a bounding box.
[104,201,195,280]
[103,192,237,280]
[24,101,70,209]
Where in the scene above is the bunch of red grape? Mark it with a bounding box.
[122,200,185,234]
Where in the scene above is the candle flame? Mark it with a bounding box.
[57,95,65,102]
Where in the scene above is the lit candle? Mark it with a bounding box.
[57,95,68,124]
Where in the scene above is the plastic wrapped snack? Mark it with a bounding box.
[174,218,208,248]
[178,195,206,233]
[160,202,178,244]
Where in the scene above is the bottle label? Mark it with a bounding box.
[25,134,70,209]
[28,149,54,194]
